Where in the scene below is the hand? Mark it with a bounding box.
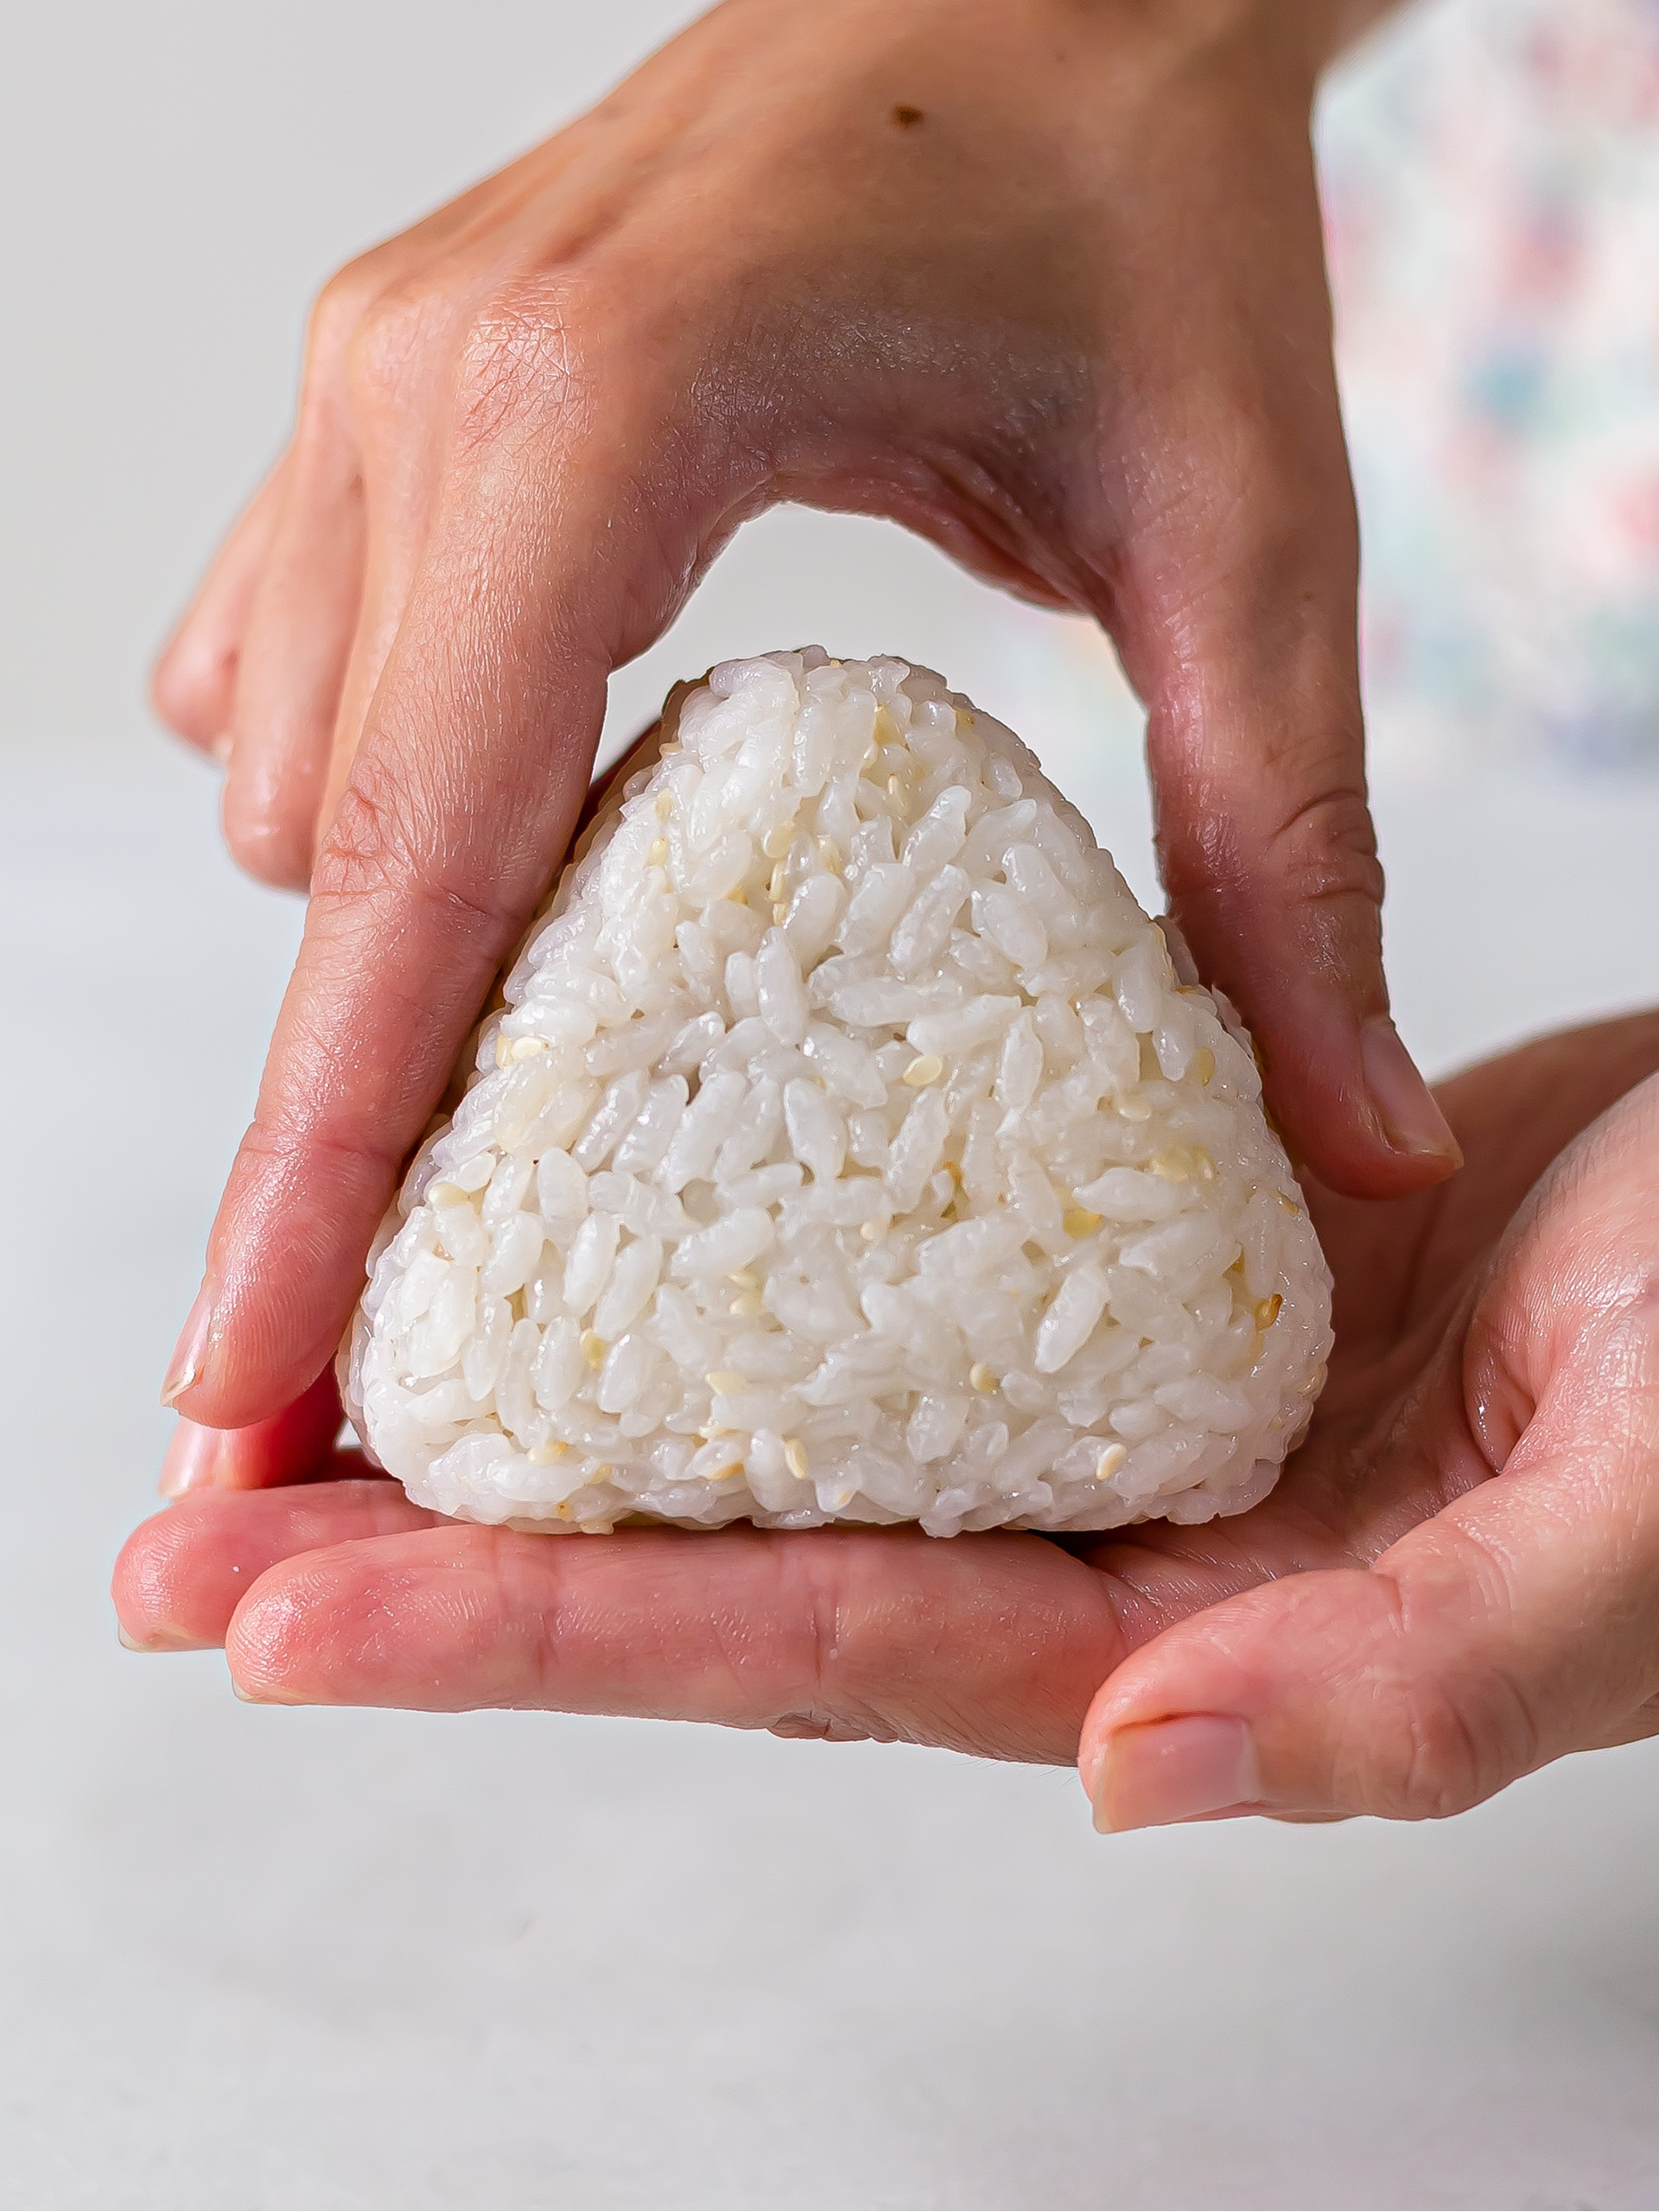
[150,0,1459,1435]
[115,1012,1659,1827]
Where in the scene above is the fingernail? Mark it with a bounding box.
[162,1285,215,1407]
[117,1624,143,1650]
[1091,1714,1262,1834]
[158,1418,225,1499]
[1360,1019,1462,1166]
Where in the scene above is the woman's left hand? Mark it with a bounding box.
[115,1014,1659,1831]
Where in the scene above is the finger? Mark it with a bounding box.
[113,1476,433,1653]
[163,314,700,1426]
[150,454,290,754]
[156,1363,346,1500]
[219,405,365,891]
[223,1519,1122,1757]
[1095,102,1457,1202]
[1079,1118,1659,1827]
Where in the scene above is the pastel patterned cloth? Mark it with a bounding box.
[1319,0,1659,773]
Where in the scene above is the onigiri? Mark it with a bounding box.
[343,650,1332,1537]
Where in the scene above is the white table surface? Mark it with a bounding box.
[5,6,1659,2205]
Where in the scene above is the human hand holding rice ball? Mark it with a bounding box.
[152,0,1460,1458]
[118,995,1659,1826]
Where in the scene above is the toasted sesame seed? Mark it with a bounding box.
[1150,1148,1190,1183]
[494,1033,512,1068]
[969,1363,997,1393]
[859,1221,881,1241]
[428,1181,467,1209]
[578,1520,614,1536]
[729,1292,765,1319]
[768,859,787,903]
[724,886,747,905]
[706,1370,746,1395]
[903,1052,944,1087]
[762,820,797,860]
[1254,1294,1282,1329]
[708,1462,744,1483]
[581,1329,605,1370]
[647,836,669,866]
[1274,1190,1301,1216]
[508,1035,547,1061]
[1095,1443,1128,1482]
[1064,1206,1102,1236]
[784,1436,809,1481]
[728,1268,759,1289]
[772,903,788,925]
[528,1440,568,1465]
[654,793,672,819]
[1192,1047,1216,1085]
[817,837,842,874]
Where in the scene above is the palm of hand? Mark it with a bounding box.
[117,1015,1659,1826]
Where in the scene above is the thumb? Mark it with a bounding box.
[1077,1309,1659,1829]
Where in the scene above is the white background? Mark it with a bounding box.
[3,5,1657,2206]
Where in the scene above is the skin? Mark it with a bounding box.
[150,0,1454,1441]
[116,1012,1659,1824]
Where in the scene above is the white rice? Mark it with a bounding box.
[342,651,1332,1537]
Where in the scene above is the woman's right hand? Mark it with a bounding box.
[151,0,1451,1436]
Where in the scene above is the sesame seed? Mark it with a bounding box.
[969,1363,997,1393]
[762,820,797,860]
[494,1033,512,1068]
[859,1221,881,1241]
[709,1462,744,1483]
[903,1052,944,1087]
[1254,1294,1282,1329]
[706,1370,746,1395]
[817,837,842,874]
[768,860,787,903]
[728,1268,759,1289]
[654,794,672,819]
[1095,1443,1128,1482]
[647,836,669,866]
[581,1330,605,1370]
[528,1440,568,1465]
[428,1181,467,1209]
[1063,1206,1102,1236]
[1274,1190,1301,1216]
[508,1035,547,1061]
[772,903,788,925]
[578,1520,614,1536]
[1192,1047,1215,1085]
[729,1292,765,1319]
[784,1436,809,1481]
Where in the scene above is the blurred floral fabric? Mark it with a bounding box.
[1319,0,1659,774]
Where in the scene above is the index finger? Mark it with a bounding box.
[164,329,698,1427]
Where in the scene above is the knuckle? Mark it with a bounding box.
[1363,1555,1541,1821]
[767,1541,899,1746]
[311,750,525,951]
[344,274,452,415]
[1259,781,1385,918]
[449,270,601,457]
[308,251,394,377]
